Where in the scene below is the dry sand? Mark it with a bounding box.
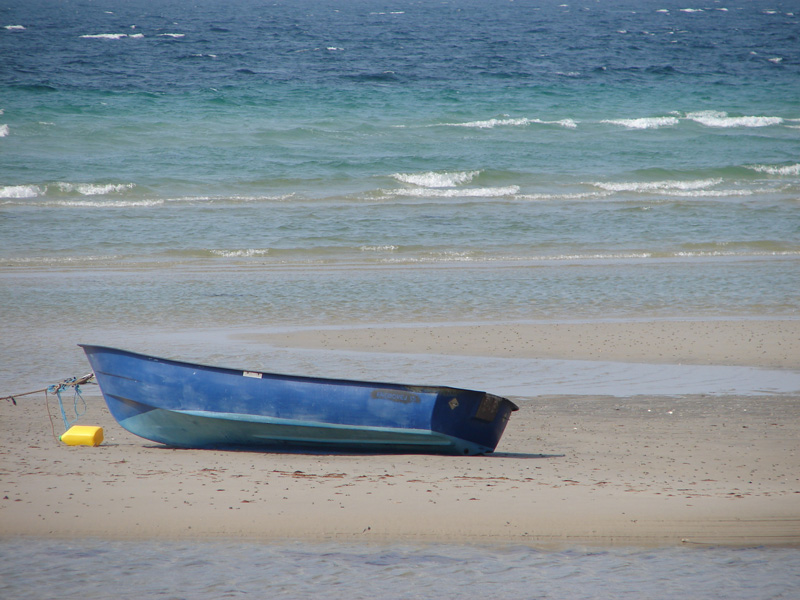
[1,319,798,547]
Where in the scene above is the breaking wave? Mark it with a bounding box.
[392,171,480,188]
[439,117,577,129]
[36,199,164,208]
[0,182,136,200]
[591,179,722,193]
[429,111,792,131]
[602,117,679,129]
[360,245,398,252]
[1,185,43,199]
[54,182,136,195]
[746,163,800,176]
[209,249,271,258]
[685,111,784,128]
[80,33,145,40]
[391,186,520,198]
[390,170,518,197]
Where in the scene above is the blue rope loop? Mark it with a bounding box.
[47,378,87,431]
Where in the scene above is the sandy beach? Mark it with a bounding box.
[2,319,798,547]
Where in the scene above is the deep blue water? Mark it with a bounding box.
[2,0,798,194]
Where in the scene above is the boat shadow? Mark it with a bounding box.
[143,444,562,459]
[490,451,565,459]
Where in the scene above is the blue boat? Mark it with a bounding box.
[81,345,518,455]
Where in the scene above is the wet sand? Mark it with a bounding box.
[1,319,798,547]
[245,319,800,369]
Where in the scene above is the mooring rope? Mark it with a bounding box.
[50,380,89,431]
[2,373,96,442]
[0,373,94,410]
[0,373,95,406]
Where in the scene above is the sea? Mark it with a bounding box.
[1,0,799,597]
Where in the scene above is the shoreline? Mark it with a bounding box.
[2,318,799,547]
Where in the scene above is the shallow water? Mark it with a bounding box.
[1,539,798,600]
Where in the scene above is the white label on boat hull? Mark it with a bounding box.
[243,371,262,379]
[371,389,420,404]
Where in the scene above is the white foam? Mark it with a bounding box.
[44,199,163,208]
[672,250,800,259]
[392,186,520,198]
[392,170,479,188]
[660,188,753,197]
[386,251,660,264]
[529,118,579,128]
[516,191,613,201]
[4,25,25,30]
[592,179,721,193]
[450,117,532,129]
[442,117,577,129]
[687,111,783,128]
[602,116,679,129]
[158,33,185,38]
[6,255,120,266]
[553,119,578,129]
[360,245,398,252]
[679,8,703,13]
[210,249,270,258]
[746,163,800,176]
[55,182,135,195]
[384,251,476,264]
[0,184,42,198]
[0,124,8,137]
[81,33,129,40]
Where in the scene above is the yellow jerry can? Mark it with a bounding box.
[60,425,104,447]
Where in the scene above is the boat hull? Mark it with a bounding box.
[81,345,518,455]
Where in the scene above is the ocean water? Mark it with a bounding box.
[1,0,799,590]
[2,0,799,390]
[2,0,799,368]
